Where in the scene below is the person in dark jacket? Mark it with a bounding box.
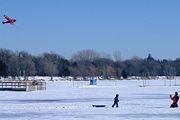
[170,92,179,108]
[112,94,119,107]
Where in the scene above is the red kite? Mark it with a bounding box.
[2,15,16,25]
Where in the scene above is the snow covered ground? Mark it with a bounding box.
[0,79,180,120]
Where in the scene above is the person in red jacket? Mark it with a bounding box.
[170,92,179,108]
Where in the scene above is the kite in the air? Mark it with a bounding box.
[2,15,16,25]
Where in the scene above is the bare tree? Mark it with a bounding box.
[100,52,112,60]
[38,53,59,80]
[113,50,122,61]
[71,49,100,62]
[8,53,19,77]
[18,51,36,77]
[106,66,116,79]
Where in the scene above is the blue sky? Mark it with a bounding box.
[0,0,180,60]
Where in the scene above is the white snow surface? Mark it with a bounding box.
[0,79,180,120]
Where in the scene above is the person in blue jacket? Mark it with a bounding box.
[112,94,119,107]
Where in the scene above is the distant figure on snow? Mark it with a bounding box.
[170,92,179,108]
[112,94,119,107]
[32,80,38,85]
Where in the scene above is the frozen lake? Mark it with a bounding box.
[0,79,180,120]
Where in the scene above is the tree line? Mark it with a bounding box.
[0,48,179,80]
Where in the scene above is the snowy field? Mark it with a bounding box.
[0,79,180,120]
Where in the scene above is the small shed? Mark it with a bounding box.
[90,79,97,85]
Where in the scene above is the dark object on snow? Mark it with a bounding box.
[32,80,38,85]
[92,105,106,107]
[112,94,119,107]
[170,92,179,108]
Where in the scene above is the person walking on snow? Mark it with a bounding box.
[112,94,119,107]
[170,92,179,108]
